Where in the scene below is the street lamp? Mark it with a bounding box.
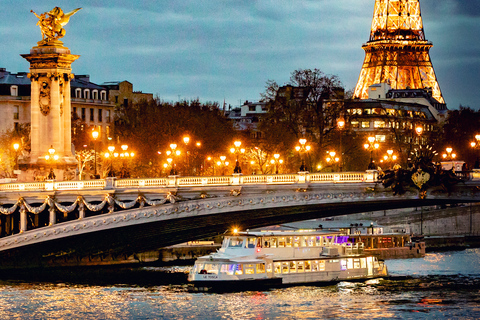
[217,156,229,175]
[13,142,20,171]
[337,119,345,171]
[183,136,190,175]
[45,145,59,180]
[442,147,456,161]
[295,138,311,172]
[470,134,480,169]
[364,136,380,170]
[230,140,245,174]
[326,151,340,171]
[92,130,99,178]
[270,153,283,174]
[382,149,398,169]
[107,145,115,177]
[167,143,181,175]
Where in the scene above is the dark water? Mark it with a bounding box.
[1,249,480,319]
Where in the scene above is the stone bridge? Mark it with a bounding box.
[0,170,479,269]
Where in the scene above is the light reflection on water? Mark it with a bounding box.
[0,250,479,319]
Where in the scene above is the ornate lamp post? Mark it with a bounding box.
[326,151,340,171]
[230,140,245,173]
[382,149,397,169]
[166,143,181,175]
[364,136,379,170]
[183,136,190,175]
[470,134,480,169]
[13,142,20,171]
[217,156,229,175]
[295,138,311,172]
[442,147,456,161]
[92,130,99,178]
[45,145,59,180]
[337,119,345,171]
[270,153,283,174]
[107,145,115,177]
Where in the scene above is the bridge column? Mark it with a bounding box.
[49,206,56,226]
[19,204,27,233]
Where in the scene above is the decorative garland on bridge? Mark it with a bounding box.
[0,192,180,216]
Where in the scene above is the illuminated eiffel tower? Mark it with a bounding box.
[354,0,444,103]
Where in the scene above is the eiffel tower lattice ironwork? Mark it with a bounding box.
[354,0,444,104]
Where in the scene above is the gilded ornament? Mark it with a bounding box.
[38,78,51,116]
[31,7,82,45]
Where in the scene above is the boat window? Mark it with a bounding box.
[319,260,325,271]
[305,261,311,272]
[293,236,300,247]
[297,261,305,273]
[256,263,265,274]
[354,259,361,269]
[266,263,273,273]
[312,260,319,272]
[264,237,277,248]
[192,264,198,274]
[282,262,289,274]
[203,263,219,274]
[278,237,286,247]
[228,237,244,248]
[235,264,243,275]
[347,259,353,269]
[226,264,235,275]
[315,236,322,246]
[341,260,348,271]
[286,237,293,247]
[246,237,256,249]
[301,237,307,247]
[289,261,297,273]
[245,264,255,275]
[361,258,367,269]
[257,238,263,247]
[307,236,315,247]
[274,262,281,274]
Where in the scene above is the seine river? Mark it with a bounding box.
[0,249,479,319]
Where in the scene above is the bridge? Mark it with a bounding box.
[0,170,479,269]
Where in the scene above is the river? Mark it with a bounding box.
[0,249,479,319]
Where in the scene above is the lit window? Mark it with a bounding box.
[376,135,386,142]
[374,121,385,128]
[351,121,359,128]
[361,121,370,128]
[256,264,265,274]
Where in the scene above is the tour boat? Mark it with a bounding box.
[188,229,388,289]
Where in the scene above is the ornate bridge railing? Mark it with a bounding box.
[0,171,382,193]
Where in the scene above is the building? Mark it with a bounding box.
[0,68,115,144]
[101,81,153,108]
[226,100,267,139]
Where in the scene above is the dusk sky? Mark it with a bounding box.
[2,0,479,110]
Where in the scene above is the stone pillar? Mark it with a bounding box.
[20,44,79,180]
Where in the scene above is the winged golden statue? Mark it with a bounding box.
[31,7,82,45]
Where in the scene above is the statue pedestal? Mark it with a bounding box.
[19,44,79,181]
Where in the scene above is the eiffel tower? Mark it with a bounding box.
[354,0,445,104]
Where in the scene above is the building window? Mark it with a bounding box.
[375,135,386,142]
[13,105,19,120]
[73,107,77,116]
[10,85,18,96]
[98,109,103,122]
[96,125,102,136]
[92,90,98,100]
[106,125,110,138]
[361,121,370,128]
[75,88,82,98]
[90,108,94,122]
[351,121,359,128]
[374,121,385,128]
[81,108,86,121]
[106,110,111,123]
[249,105,256,112]
[14,122,19,132]
[84,89,90,100]
[101,91,107,100]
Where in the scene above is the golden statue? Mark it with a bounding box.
[31,7,82,45]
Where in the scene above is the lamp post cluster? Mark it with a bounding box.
[382,149,397,169]
[442,147,456,161]
[105,144,134,178]
[270,153,283,174]
[326,151,339,171]
[45,145,59,180]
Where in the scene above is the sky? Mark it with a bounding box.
[1,0,479,109]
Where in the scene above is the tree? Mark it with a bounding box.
[260,69,345,170]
